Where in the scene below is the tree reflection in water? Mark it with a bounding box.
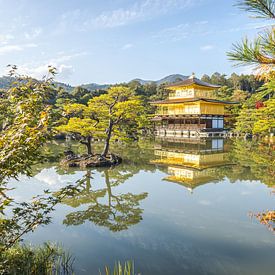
[61,169,148,232]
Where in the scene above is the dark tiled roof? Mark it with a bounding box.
[151,98,239,105]
[166,77,221,89]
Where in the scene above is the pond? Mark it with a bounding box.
[7,138,275,275]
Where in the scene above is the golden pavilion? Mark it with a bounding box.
[151,74,238,138]
[151,138,232,192]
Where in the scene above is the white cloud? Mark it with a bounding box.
[58,64,74,78]
[0,34,14,45]
[18,63,74,80]
[0,45,22,54]
[200,44,214,51]
[58,0,194,32]
[0,43,37,55]
[34,168,74,187]
[14,51,86,80]
[24,27,42,40]
[122,43,134,50]
[35,169,60,186]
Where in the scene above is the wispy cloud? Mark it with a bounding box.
[0,43,37,55]
[200,44,214,51]
[153,23,189,42]
[49,52,87,63]
[89,0,194,29]
[24,27,42,40]
[0,34,14,45]
[153,21,208,43]
[57,0,194,32]
[121,43,134,50]
[220,21,274,34]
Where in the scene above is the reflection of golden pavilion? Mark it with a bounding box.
[151,138,231,191]
[153,149,228,169]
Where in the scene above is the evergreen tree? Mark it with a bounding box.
[228,0,275,73]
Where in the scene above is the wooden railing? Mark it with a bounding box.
[156,124,206,130]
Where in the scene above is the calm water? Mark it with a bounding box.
[8,138,275,275]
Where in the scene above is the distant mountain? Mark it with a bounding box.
[80,83,110,91]
[0,76,75,92]
[131,74,188,85]
[79,74,188,90]
[0,73,188,92]
[156,74,188,85]
[55,82,74,92]
[0,76,108,92]
[0,76,14,89]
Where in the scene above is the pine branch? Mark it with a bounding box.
[227,28,275,68]
[236,0,275,19]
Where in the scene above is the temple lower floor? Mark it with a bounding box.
[153,115,228,138]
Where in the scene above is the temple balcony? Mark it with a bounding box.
[168,89,217,100]
[155,124,207,131]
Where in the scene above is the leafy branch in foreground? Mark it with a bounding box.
[228,1,275,73]
[0,66,57,182]
[228,31,275,68]
[0,185,79,251]
[236,0,275,19]
[0,67,77,274]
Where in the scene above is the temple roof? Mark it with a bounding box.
[151,98,239,105]
[165,76,221,89]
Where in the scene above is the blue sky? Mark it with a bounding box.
[0,0,270,85]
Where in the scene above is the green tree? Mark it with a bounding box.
[88,86,147,157]
[201,74,211,83]
[228,1,275,136]
[210,72,228,86]
[235,76,275,135]
[0,68,78,272]
[235,107,256,133]
[201,72,263,93]
[55,103,99,155]
[253,98,275,134]
[0,66,56,181]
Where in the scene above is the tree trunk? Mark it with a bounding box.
[86,170,91,191]
[104,170,112,207]
[101,121,113,157]
[86,136,92,155]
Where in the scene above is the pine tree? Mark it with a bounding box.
[228,0,275,74]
